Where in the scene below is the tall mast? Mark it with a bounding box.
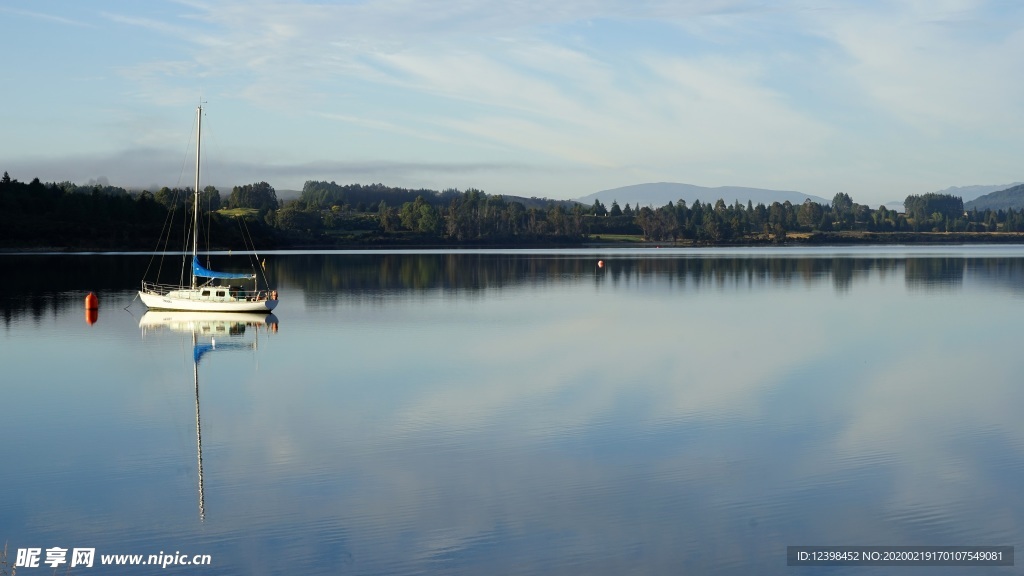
[192,105,202,289]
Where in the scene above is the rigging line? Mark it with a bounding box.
[151,187,184,285]
[240,215,270,286]
[142,109,198,287]
[175,111,199,191]
[198,131,213,260]
[123,291,139,311]
[235,216,256,274]
[181,193,195,288]
[198,106,217,262]
[160,188,186,282]
[204,187,213,257]
[155,198,174,280]
[141,187,178,283]
[158,195,178,281]
[199,188,209,266]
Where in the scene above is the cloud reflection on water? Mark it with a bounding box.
[2,248,1024,575]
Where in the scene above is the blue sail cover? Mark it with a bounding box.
[192,256,255,280]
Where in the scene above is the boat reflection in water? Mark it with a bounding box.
[139,311,279,520]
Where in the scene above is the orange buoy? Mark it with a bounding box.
[597,260,604,268]
[84,292,99,325]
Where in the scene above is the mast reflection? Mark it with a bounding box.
[139,311,279,520]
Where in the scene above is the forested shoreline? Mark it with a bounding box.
[4,170,1024,250]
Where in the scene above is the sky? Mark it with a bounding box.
[1,0,1023,206]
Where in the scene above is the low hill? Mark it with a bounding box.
[965,183,1024,211]
[884,183,1022,213]
[277,188,302,201]
[933,183,1022,203]
[577,182,829,209]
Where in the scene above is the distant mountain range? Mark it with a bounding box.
[885,183,1024,213]
[933,183,1023,202]
[965,183,1024,211]
[577,182,829,209]
[277,188,302,201]
[286,180,1024,212]
[582,181,1024,215]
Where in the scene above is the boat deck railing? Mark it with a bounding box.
[141,281,271,302]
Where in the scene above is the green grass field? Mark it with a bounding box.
[217,208,259,218]
[589,234,646,243]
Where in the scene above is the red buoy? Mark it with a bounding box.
[597,260,604,268]
[84,292,99,325]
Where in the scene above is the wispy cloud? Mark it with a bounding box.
[0,6,92,27]
[316,113,459,146]
[9,0,1024,200]
[810,1,1024,133]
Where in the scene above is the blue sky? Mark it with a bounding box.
[2,0,1022,205]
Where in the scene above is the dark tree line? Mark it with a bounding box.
[588,192,1024,241]
[274,181,588,242]
[228,181,278,212]
[0,171,274,249]
[903,193,964,222]
[6,169,1024,249]
[299,181,450,212]
[276,187,588,242]
[152,185,222,212]
[0,173,169,248]
[252,183,1024,242]
[297,180,575,213]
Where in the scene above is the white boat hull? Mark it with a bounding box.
[139,290,278,312]
[139,311,274,328]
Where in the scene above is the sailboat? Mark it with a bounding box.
[139,105,278,312]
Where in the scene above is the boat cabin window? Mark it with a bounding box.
[201,290,211,297]
[216,290,226,297]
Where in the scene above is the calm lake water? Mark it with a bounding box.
[2,246,1023,575]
